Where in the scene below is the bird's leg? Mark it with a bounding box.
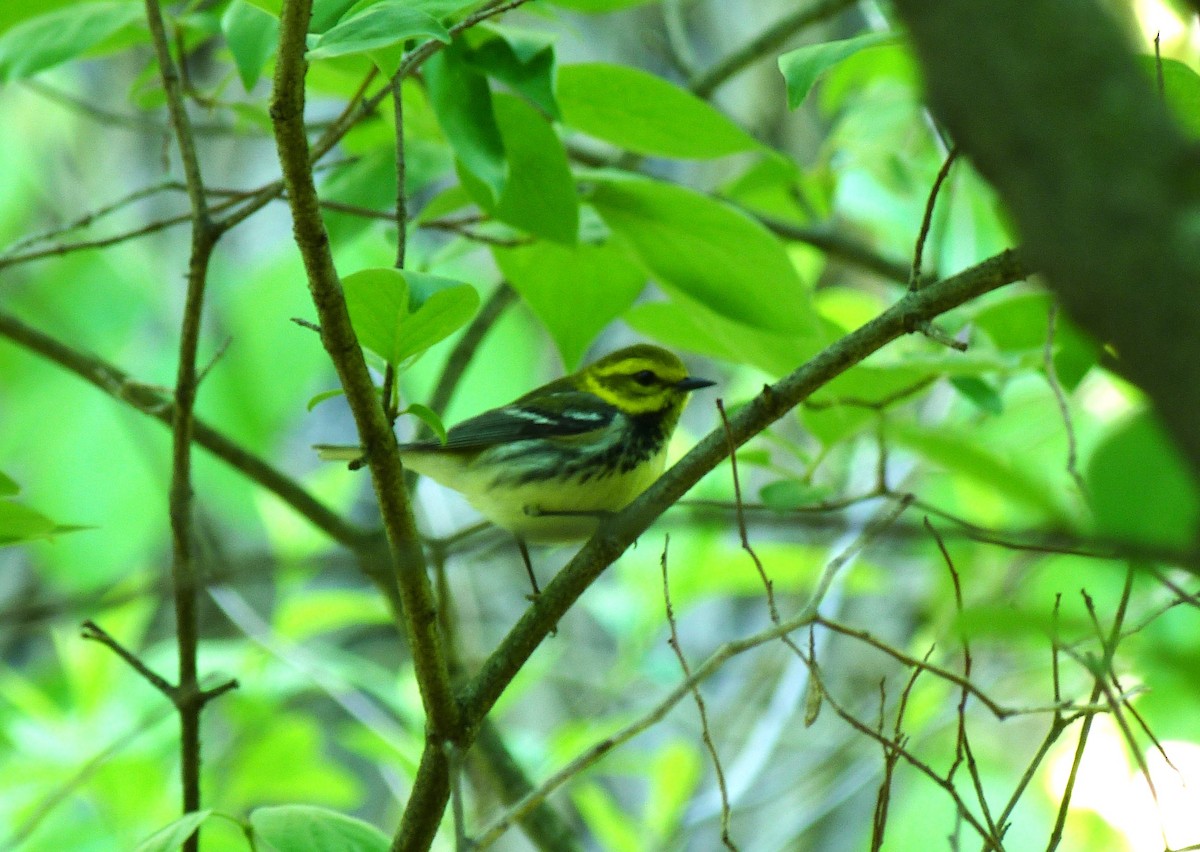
[523,505,616,522]
[516,536,542,598]
[516,537,558,637]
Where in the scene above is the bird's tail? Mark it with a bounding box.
[314,444,364,462]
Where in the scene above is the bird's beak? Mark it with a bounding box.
[675,376,717,391]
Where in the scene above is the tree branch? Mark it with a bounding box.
[140,1,228,846]
[269,3,461,848]
[0,309,368,548]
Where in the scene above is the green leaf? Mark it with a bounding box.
[343,268,479,368]
[396,279,480,364]
[425,41,506,203]
[0,500,57,546]
[812,352,1025,405]
[759,480,832,511]
[402,402,448,444]
[222,0,278,91]
[242,0,282,17]
[778,31,897,110]
[1140,56,1200,137]
[801,403,874,446]
[464,25,560,119]
[549,0,658,12]
[0,470,18,497]
[275,588,391,640]
[1087,410,1200,549]
[133,810,214,852]
[0,0,83,35]
[642,742,701,841]
[624,298,821,375]
[0,2,143,82]
[344,268,410,366]
[887,421,1073,524]
[589,175,817,334]
[558,63,758,158]
[310,0,362,32]
[494,239,645,368]
[251,805,389,852]
[488,93,578,243]
[306,388,346,411]
[950,376,1003,415]
[307,2,449,59]
[573,783,642,852]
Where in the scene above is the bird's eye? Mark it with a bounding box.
[632,370,657,386]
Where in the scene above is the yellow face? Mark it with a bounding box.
[580,345,696,415]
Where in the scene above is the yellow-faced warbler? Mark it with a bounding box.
[319,344,714,555]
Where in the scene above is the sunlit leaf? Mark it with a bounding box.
[488,93,578,243]
[558,63,758,158]
[573,783,642,851]
[306,2,448,59]
[133,811,214,852]
[306,388,346,411]
[494,239,644,368]
[549,0,656,10]
[222,0,278,91]
[642,742,701,842]
[950,376,1003,415]
[759,480,833,511]
[0,2,144,82]
[402,402,448,444]
[624,298,822,375]
[1088,410,1200,549]
[464,25,560,119]
[887,420,1074,523]
[778,31,897,109]
[397,284,479,364]
[251,805,388,852]
[1139,56,1200,137]
[342,268,478,368]
[343,267,410,366]
[0,500,57,546]
[590,174,817,334]
[425,41,506,202]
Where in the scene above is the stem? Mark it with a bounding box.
[270,3,461,848]
[142,0,223,846]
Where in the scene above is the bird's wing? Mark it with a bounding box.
[415,391,617,451]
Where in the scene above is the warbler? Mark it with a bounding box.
[319,344,714,545]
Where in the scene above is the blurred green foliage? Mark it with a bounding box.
[2,0,1199,850]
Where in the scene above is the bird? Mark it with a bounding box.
[318,343,715,592]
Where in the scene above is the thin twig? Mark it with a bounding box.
[81,620,176,697]
[1043,304,1088,496]
[806,662,1004,850]
[143,0,226,845]
[911,147,959,290]
[927,519,1000,840]
[1045,568,1135,852]
[716,396,806,661]
[752,213,913,284]
[472,498,915,849]
[271,4,464,850]
[661,538,738,851]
